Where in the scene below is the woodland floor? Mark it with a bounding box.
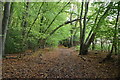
[2,46,119,79]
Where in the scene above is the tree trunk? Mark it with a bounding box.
[0,2,3,59]
[109,2,119,54]
[8,3,14,25]
[106,44,114,59]
[70,30,73,47]
[101,37,103,51]
[39,39,46,49]
[79,1,84,55]
[92,40,95,50]
[2,2,11,56]
[68,37,71,48]
[80,44,88,55]
[102,2,119,62]
[79,1,89,55]
[37,16,45,49]
[21,2,30,50]
[108,43,111,52]
[0,3,3,79]
[5,3,14,54]
[73,21,78,44]
[69,6,73,48]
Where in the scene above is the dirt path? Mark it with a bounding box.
[2,47,118,78]
[41,48,98,78]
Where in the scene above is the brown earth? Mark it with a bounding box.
[2,46,119,79]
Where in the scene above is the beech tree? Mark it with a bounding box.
[0,2,3,58]
[79,2,113,55]
[2,2,11,56]
[2,1,119,57]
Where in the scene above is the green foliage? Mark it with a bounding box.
[5,2,119,54]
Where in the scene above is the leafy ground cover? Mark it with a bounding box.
[2,46,119,78]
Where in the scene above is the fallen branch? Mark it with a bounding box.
[81,56,86,61]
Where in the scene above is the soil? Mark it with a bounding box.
[2,46,119,79]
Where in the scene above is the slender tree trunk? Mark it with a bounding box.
[38,16,46,49]
[79,1,89,55]
[70,10,74,47]
[0,2,3,59]
[73,21,78,42]
[69,6,73,48]
[2,2,11,56]
[5,3,14,54]
[39,39,46,49]
[68,37,71,48]
[114,4,119,55]
[79,1,84,55]
[92,40,95,50]
[70,30,73,47]
[21,2,30,50]
[103,43,114,61]
[102,2,119,61]
[101,37,103,51]
[8,3,14,25]
[108,43,111,52]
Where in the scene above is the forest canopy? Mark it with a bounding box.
[1,1,119,56]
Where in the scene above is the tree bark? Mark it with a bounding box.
[69,8,73,47]
[92,40,95,50]
[106,44,114,59]
[101,37,103,51]
[5,3,14,54]
[113,3,119,55]
[79,1,84,55]
[2,2,11,56]
[79,0,89,55]
[73,23,79,46]
[0,2,3,59]
[108,43,111,52]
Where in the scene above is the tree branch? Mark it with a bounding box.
[46,18,80,39]
[85,2,113,49]
[26,2,44,37]
[44,2,70,33]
